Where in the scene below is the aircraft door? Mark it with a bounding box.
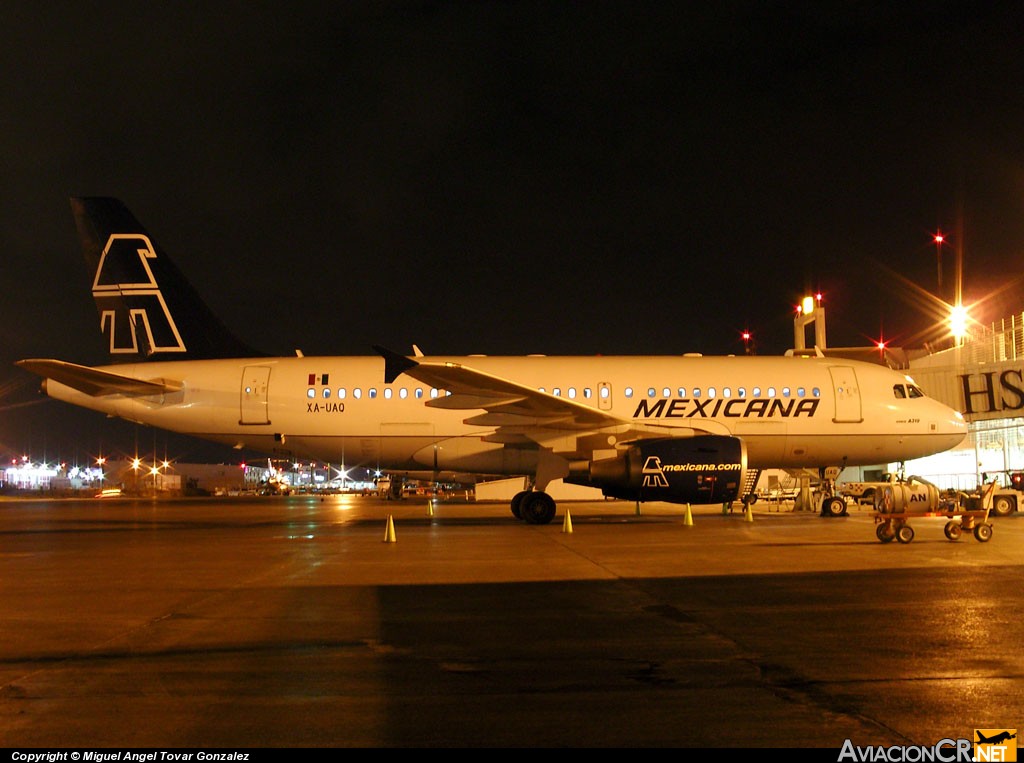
[240,365,272,425]
[598,382,612,410]
[828,366,863,423]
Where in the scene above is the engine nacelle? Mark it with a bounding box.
[566,435,747,505]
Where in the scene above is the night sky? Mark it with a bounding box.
[2,2,1024,463]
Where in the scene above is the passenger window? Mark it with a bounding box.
[678,387,686,397]
[553,388,561,397]
[648,388,656,398]
[662,387,671,398]
[584,388,593,399]
[323,388,331,398]
[384,388,392,399]
[797,387,805,397]
[737,387,746,398]
[723,387,731,398]
[369,388,377,399]
[767,387,776,398]
[338,388,346,399]
[782,387,790,397]
[707,387,716,398]
[399,388,407,399]
[415,388,423,399]
[307,389,315,399]
[353,388,362,399]
[812,387,820,397]
[752,387,761,397]
[625,387,633,398]
[568,387,577,399]
[893,384,907,399]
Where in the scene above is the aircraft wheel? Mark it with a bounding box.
[519,492,556,525]
[896,524,915,544]
[510,491,528,519]
[822,496,847,517]
[974,523,993,543]
[876,522,895,543]
[944,520,962,541]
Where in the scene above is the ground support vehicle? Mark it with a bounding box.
[873,482,997,544]
[980,470,1024,516]
[839,473,940,509]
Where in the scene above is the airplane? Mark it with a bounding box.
[977,731,1016,745]
[16,198,968,524]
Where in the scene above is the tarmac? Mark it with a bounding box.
[0,493,1022,748]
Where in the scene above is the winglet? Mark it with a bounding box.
[373,345,419,384]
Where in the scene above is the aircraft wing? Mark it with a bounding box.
[374,346,718,455]
[16,359,182,397]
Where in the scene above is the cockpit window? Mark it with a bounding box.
[908,385,924,398]
[893,384,907,399]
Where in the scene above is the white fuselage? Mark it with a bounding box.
[44,353,967,475]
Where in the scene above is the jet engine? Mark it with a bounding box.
[566,435,746,505]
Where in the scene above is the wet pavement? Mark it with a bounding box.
[0,494,1021,748]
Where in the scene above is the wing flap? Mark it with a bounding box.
[464,412,575,427]
[426,393,528,410]
[17,359,182,397]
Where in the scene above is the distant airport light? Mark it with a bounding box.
[933,231,945,290]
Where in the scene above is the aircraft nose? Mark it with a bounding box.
[934,405,967,446]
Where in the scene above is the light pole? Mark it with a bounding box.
[933,231,944,292]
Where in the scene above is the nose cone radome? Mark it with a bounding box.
[935,405,968,450]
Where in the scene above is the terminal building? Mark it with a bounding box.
[902,313,1024,491]
[801,296,1024,493]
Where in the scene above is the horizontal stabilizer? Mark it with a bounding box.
[16,359,182,397]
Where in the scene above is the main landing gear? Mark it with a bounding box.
[510,490,557,525]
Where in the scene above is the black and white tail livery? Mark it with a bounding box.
[71,197,261,361]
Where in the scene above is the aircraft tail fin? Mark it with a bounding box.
[71,197,262,361]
